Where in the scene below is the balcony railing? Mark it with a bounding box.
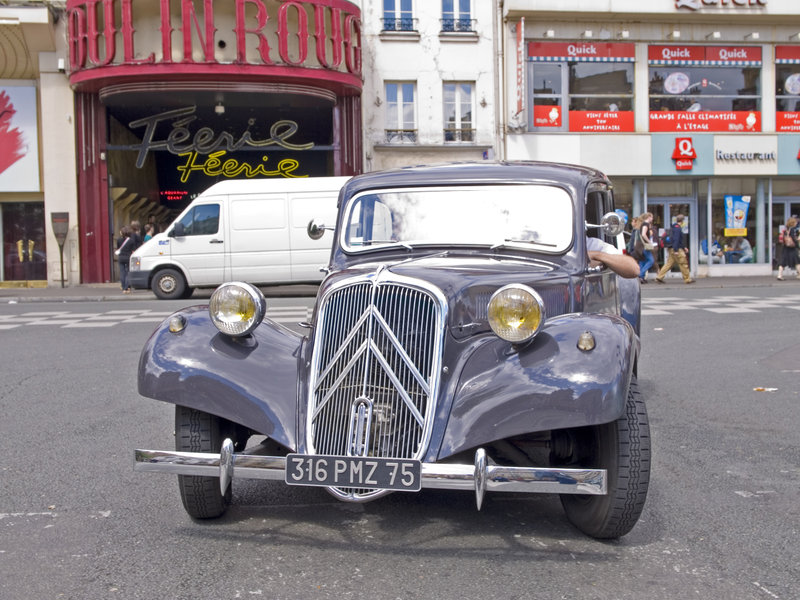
[441,18,474,33]
[385,129,418,143]
[444,128,475,142]
[382,17,417,32]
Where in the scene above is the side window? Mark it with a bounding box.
[177,204,220,236]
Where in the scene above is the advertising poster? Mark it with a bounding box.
[724,194,750,237]
[0,86,40,192]
[648,45,762,133]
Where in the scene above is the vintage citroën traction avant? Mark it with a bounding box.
[135,161,650,539]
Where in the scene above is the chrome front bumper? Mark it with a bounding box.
[134,441,607,510]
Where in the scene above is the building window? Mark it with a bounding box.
[442,0,472,32]
[528,42,635,132]
[383,0,415,32]
[648,45,761,132]
[385,82,417,143]
[775,46,800,132]
[443,82,474,142]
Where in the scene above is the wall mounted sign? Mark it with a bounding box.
[676,0,767,10]
[66,0,362,86]
[127,106,314,169]
[672,137,697,170]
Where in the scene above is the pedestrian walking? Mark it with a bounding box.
[776,217,799,280]
[638,212,657,283]
[655,214,694,284]
[115,225,133,293]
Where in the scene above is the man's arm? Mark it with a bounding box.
[588,250,640,279]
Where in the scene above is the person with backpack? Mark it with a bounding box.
[655,214,694,284]
[777,217,799,281]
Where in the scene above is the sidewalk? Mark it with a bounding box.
[0,275,792,303]
[0,282,319,303]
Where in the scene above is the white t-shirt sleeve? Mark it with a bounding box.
[586,237,622,255]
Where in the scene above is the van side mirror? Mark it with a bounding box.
[170,223,184,237]
[307,220,332,241]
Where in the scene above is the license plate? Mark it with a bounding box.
[285,454,421,492]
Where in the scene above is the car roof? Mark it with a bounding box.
[342,161,610,198]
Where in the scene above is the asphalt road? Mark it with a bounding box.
[0,284,798,599]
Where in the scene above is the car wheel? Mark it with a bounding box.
[151,268,186,300]
[553,376,651,539]
[175,406,237,519]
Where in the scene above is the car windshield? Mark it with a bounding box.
[342,184,574,253]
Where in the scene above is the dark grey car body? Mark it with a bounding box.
[136,161,649,539]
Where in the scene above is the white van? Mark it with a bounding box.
[128,177,349,299]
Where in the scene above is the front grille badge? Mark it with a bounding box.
[346,396,373,457]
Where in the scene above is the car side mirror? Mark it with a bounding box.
[586,212,625,237]
[307,220,333,241]
[169,223,184,237]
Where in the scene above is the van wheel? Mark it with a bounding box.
[152,268,186,299]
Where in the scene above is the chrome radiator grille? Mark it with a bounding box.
[308,278,443,466]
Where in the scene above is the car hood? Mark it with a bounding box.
[320,253,578,339]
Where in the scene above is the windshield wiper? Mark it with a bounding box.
[491,239,558,250]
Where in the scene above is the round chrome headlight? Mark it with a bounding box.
[209,282,266,337]
[487,284,545,344]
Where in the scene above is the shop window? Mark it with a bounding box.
[441,0,472,32]
[383,0,415,32]
[775,46,800,131]
[648,45,761,132]
[443,82,474,142]
[385,82,417,143]
[527,42,635,132]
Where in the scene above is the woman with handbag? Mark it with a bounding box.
[637,212,657,283]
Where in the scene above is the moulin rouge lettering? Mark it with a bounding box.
[66,0,362,76]
[128,106,314,169]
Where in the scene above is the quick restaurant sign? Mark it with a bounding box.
[675,0,767,9]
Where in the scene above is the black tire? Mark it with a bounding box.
[175,406,235,519]
[151,268,187,300]
[554,377,651,539]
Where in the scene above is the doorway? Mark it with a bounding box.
[646,196,697,278]
[1,202,47,285]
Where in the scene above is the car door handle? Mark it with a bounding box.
[209,239,224,244]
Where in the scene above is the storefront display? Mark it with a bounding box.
[528,42,635,132]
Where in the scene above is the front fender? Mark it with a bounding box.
[439,313,638,459]
[138,306,304,451]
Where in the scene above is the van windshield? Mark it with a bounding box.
[342,184,574,253]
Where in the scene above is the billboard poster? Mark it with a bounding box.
[0,86,39,192]
[724,194,751,237]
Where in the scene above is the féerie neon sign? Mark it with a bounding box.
[176,151,305,182]
[128,106,314,169]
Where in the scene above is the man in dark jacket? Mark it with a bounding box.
[655,214,694,284]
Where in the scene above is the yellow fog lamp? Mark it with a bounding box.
[209,282,266,337]
[487,284,545,344]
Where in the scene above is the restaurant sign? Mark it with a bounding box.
[676,0,767,9]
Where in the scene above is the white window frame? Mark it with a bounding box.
[385,81,417,143]
[443,82,475,142]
